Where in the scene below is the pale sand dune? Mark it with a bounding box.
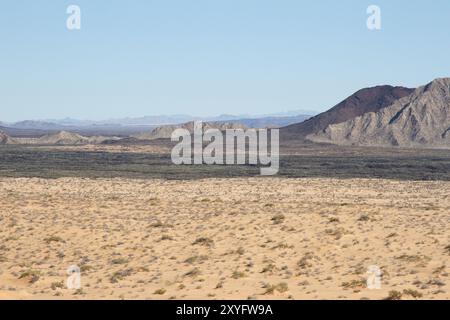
[0,177,448,300]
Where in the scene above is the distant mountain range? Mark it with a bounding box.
[4,110,315,129]
[0,110,314,144]
[2,79,450,149]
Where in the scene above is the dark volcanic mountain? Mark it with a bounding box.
[308,78,450,148]
[281,85,414,140]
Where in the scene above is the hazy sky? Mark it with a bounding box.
[1,0,449,121]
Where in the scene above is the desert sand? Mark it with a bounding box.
[0,177,448,300]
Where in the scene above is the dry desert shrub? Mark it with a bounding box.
[160,235,173,241]
[263,282,289,295]
[110,257,129,265]
[385,290,403,300]
[271,214,285,225]
[184,268,201,277]
[73,288,85,295]
[231,271,246,279]
[341,279,366,290]
[192,237,214,247]
[358,214,370,222]
[80,264,94,272]
[325,227,348,240]
[110,268,134,283]
[154,288,167,295]
[184,255,208,265]
[433,265,446,275]
[445,245,450,255]
[261,263,277,274]
[271,242,293,250]
[427,279,446,287]
[44,236,65,244]
[403,289,423,299]
[50,281,65,290]
[18,269,42,284]
[297,252,315,269]
[150,221,173,228]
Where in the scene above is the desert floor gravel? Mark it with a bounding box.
[0,177,448,299]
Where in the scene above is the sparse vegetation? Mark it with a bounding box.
[18,269,42,283]
[110,268,134,283]
[261,263,277,274]
[403,289,423,299]
[297,252,314,269]
[154,288,167,295]
[395,254,425,262]
[192,237,214,247]
[110,258,129,265]
[341,279,366,290]
[44,236,65,244]
[427,279,446,287]
[264,282,289,295]
[385,290,403,300]
[386,232,398,238]
[80,264,94,272]
[150,221,173,228]
[271,214,285,225]
[184,268,201,277]
[272,242,293,250]
[184,255,208,264]
[433,265,446,275]
[73,288,85,295]
[231,271,246,279]
[445,244,450,255]
[50,281,65,290]
[325,227,347,240]
[358,214,370,222]
[1,163,449,300]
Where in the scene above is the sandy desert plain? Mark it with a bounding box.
[0,143,449,300]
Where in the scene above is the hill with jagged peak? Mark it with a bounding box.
[308,78,450,148]
[281,85,414,140]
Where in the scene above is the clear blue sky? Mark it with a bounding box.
[1,0,449,121]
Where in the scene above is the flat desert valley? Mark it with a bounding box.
[3,2,450,305]
[0,176,448,300]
